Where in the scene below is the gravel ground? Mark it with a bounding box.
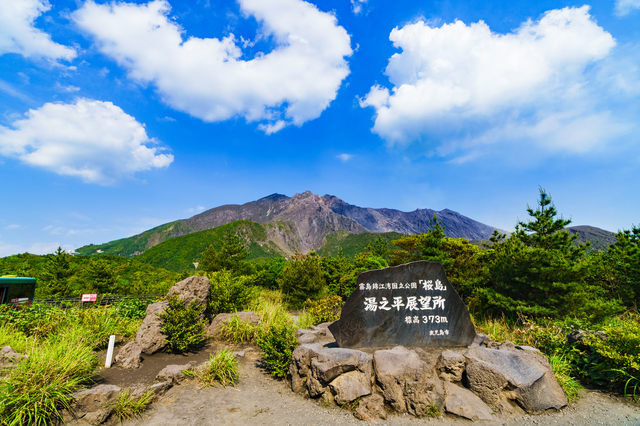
[82,349,640,426]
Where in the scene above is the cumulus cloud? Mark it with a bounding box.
[0,0,76,61]
[0,99,174,185]
[360,6,631,157]
[73,0,352,133]
[615,0,640,16]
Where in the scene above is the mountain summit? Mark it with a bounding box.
[78,191,498,256]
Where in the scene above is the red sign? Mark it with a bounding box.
[81,294,97,302]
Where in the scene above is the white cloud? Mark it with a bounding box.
[0,99,174,185]
[55,82,81,93]
[336,153,353,162]
[0,239,72,257]
[615,0,640,16]
[187,205,206,213]
[0,0,76,62]
[351,0,367,15]
[73,0,352,133]
[361,6,630,157]
[5,224,20,230]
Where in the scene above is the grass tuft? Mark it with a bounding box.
[185,348,239,387]
[111,388,155,421]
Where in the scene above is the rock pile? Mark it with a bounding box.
[289,330,568,421]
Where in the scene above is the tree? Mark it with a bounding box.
[477,189,621,321]
[278,254,325,307]
[389,215,452,270]
[38,247,74,297]
[79,258,120,294]
[199,231,250,274]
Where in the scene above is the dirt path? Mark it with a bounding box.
[79,345,640,426]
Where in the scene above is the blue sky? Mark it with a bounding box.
[0,0,639,256]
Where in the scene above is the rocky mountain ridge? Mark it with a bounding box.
[77,191,499,256]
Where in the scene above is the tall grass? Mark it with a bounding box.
[0,331,96,425]
[184,348,239,387]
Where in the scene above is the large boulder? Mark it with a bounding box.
[373,346,440,414]
[206,312,260,339]
[135,301,170,355]
[444,381,496,421]
[115,342,142,369]
[465,345,568,413]
[167,276,211,321]
[68,384,121,425]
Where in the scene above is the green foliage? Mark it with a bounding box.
[549,352,583,402]
[278,254,326,307]
[0,331,96,426]
[135,221,281,273]
[424,403,441,418]
[317,231,403,258]
[0,252,179,298]
[111,389,155,421]
[158,295,206,353]
[251,256,286,289]
[199,230,250,274]
[39,247,75,297]
[220,316,257,343]
[476,189,623,321]
[207,270,255,315]
[184,348,239,387]
[302,295,342,326]
[390,216,451,269]
[255,318,298,379]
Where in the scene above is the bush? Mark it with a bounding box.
[255,319,298,379]
[207,270,255,315]
[158,295,206,353]
[278,254,326,307]
[184,348,239,387]
[301,296,342,327]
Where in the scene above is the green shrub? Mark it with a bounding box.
[303,295,342,326]
[255,318,298,379]
[278,254,326,308]
[549,352,582,401]
[220,316,257,343]
[111,389,155,421]
[207,270,255,315]
[185,348,239,387]
[158,295,206,353]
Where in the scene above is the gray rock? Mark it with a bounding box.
[329,370,372,405]
[443,381,496,421]
[466,360,509,405]
[207,312,260,339]
[307,375,327,398]
[155,363,192,384]
[465,345,568,413]
[167,275,211,321]
[69,384,121,425]
[435,349,465,382]
[115,342,142,369]
[405,380,444,417]
[373,346,428,413]
[0,345,28,368]
[354,394,387,422]
[135,301,169,355]
[147,380,172,397]
[289,343,323,393]
[311,348,372,384]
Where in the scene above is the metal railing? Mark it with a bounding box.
[31,294,163,308]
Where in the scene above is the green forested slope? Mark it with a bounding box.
[135,220,283,272]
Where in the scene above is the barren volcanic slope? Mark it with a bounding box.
[77,191,499,256]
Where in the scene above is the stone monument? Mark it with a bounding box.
[329,261,476,348]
